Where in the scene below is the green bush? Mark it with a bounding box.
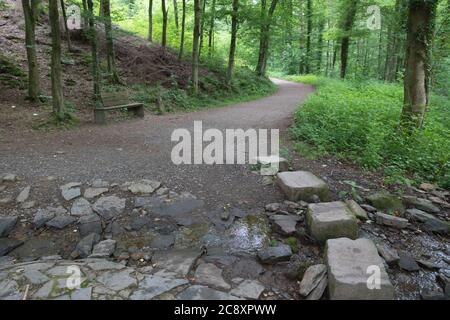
[288,76,450,188]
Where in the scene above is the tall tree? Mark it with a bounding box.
[87,0,101,107]
[178,0,186,59]
[21,0,40,101]
[101,0,121,84]
[207,0,216,57]
[340,0,358,78]
[148,0,153,41]
[305,0,313,73]
[400,0,439,131]
[48,0,66,119]
[192,0,203,94]
[227,0,239,84]
[161,0,168,48]
[384,0,406,82]
[59,0,73,52]
[173,0,179,29]
[199,0,207,56]
[255,0,279,77]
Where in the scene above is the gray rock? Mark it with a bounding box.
[71,287,92,300]
[177,285,242,300]
[0,197,12,205]
[61,187,81,201]
[60,182,82,189]
[257,244,292,264]
[0,279,20,299]
[269,214,301,236]
[91,179,110,188]
[265,203,281,212]
[46,215,76,229]
[21,201,36,209]
[97,268,137,291]
[78,214,102,236]
[75,233,100,258]
[71,198,93,216]
[0,238,23,256]
[277,171,330,202]
[153,249,202,277]
[0,216,18,237]
[149,234,175,249]
[33,207,67,228]
[256,155,289,174]
[16,186,31,203]
[326,237,394,300]
[90,239,116,258]
[220,210,230,221]
[406,209,450,235]
[398,253,420,272]
[92,196,126,220]
[376,243,399,265]
[374,212,409,229]
[128,179,161,194]
[345,199,368,220]
[299,264,327,297]
[306,201,358,242]
[24,269,49,285]
[130,275,188,300]
[420,288,445,300]
[360,204,377,213]
[416,259,441,270]
[84,188,108,199]
[306,275,328,300]
[367,192,404,214]
[230,279,265,299]
[2,174,17,182]
[87,259,126,271]
[403,196,440,213]
[194,263,230,290]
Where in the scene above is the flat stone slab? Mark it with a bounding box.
[230,280,265,299]
[326,238,394,300]
[97,268,137,291]
[306,201,358,242]
[269,214,301,235]
[16,186,31,203]
[128,179,161,195]
[84,188,108,199]
[257,244,292,264]
[0,216,18,237]
[299,264,327,297]
[130,275,188,300]
[277,171,330,202]
[374,212,408,229]
[177,285,242,300]
[92,196,126,220]
[194,263,230,290]
[0,238,23,256]
[153,249,202,277]
[255,155,289,175]
[71,198,93,217]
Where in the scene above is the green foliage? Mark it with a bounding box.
[289,76,450,188]
[284,237,298,253]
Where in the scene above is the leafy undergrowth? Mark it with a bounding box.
[287,75,450,189]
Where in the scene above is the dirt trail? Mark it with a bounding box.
[0,79,314,208]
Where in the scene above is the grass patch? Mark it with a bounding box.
[288,75,450,188]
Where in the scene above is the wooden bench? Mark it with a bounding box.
[94,91,144,124]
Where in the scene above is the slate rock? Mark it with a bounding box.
[194,263,230,290]
[97,268,137,291]
[71,198,93,216]
[230,280,265,299]
[406,209,450,235]
[299,264,327,297]
[367,192,404,214]
[177,285,241,300]
[75,233,100,258]
[265,203,281,212]
[149,234,175,249]
[153,249,202,277]
[90,239,116,258]
[345,199,368,220]
[16,186,31,203]
[84,188,108,199]
[376,243,400,265]
[0,238,23,256]
[128,179,161,195]
[46,215,76,229]
[374,212,409,229]
[398,253,420,272]
[92,196,126,220]
[78,214,102,236]
[257,244,292,264]
[403,196,440,213]
[130,275,188,300]
[0,216,18,237]
[61,187,81,201]
[269,214,301,236]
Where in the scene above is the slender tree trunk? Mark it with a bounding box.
[340,0,358,78]
[173,0,179,29]
[400,0,438,131]
[148,0,153,42]
[102,0,121,84]
[161,0,167,48]
[192,0,202,94]
[178,0,186,59]
[82,0,89,35]
[208,0,216,57]
[87,0,101,107]
[305,0,312,73]
[21,0,40,101]
[49,0,65,119]
[199,0,207,57]
[227,0,238,84]
[255,0,278,77]
[59,0,73,52]
[316,17,325,74]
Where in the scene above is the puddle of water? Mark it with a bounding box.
[225,215,270,254]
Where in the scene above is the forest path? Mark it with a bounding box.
[0,79,314,208]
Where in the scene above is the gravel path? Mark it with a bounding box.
[0,79,314,208]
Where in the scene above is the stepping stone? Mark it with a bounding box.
[153,249,202,277]
[71,198,93,216]
[277,171,330,202]
[257,244,292,264]
[16,186,30,203]
[194,263,230,290]
[255,155,289,175]
[325,237,394,300]
[306,201,358,242]
[87,259,126,271]
[84,188,108,199]
[0,216,18,237]
[230,280,265,299]
[97,268,137,291]
[177,285,241,300]
[92,196,126,220]
[374,212,409,229]
[130,275,188,300]
[71,287,92,300]
[299,264,327,297]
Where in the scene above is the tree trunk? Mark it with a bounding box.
[173,0,179,29]
[340,0,358,78]
[208,0,216,57]
[192,0,202,94]
[178,0,186,59]
[255,0,278,77]
[305,0,312,74]
[101,0,121,84]
[49,0,65,119]
[59,0,73,52]
[148,0,153,41]
[227,0,238,84]
[400,0,438,131]
[82,0,89,35]
[161,0,167,48]
[21,0,40,101]
[87,0,101,107]
[199,0,207,57]
[316,17,325,74]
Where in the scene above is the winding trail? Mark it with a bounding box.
[0,79,314,208]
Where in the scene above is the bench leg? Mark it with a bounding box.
[128,106,144,118]
[94,109,106,124]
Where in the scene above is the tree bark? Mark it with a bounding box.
[87,0,101,107]
[316,16,325,74]
[173,0,179,29]
[161,0,167,48]
[305,0,312,74]
[199,0,207,57]
[178,0,186,59]
[101,0,121,84]
[192,0,202,94]
[21,0,40,101]
[208,0,216,57]
[49,0,65,119]
[340,0,358,79]
[148,0,153,41]
[227,0,238,84]
[400,0,438,131]
[255,0,278,77]
[59,0,73,52]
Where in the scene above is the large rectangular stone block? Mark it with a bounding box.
[326,238,394,300]
[306,201,358,242]
[277,171,330,202]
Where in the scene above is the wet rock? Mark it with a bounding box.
[306,201,358,242]
[257,244,292,264]
[265,203,281,212]
[97,268,137,291]
[71,198,93,216]
[398,253,420,272]
[84,188,108,199]
[299,264,327,297]
[46,215,76,229]
[10,238,57,259]
[24,269,49,285]
[150,234,175,249]
[406,209,450,235]
[92,196,126,220]
[194,263,230,290]
[2,174,17,182]
[403,196,440,214]
[277,171,330,202]
[416,259,441,270]
[128,179,161,195]
[78,214,102,236]
[130,275,188,300]
[177,285,241,300]
[374,212,409,229]
[230,280,265,299]
[153,249,202,277]
[129,215,151,231]
[345,199,368,220]
[0,238,23,256]
[75,233,100,258]
[420,288,445,300]
[16,186,30,203]
[376,243,399,265]
[90,239,116,258]
[231,258,265,279]
[269,214,301,236]
[0,216,18,237]
[367,192,404,214]
[61,187,81,201]
[326,237,394,300]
